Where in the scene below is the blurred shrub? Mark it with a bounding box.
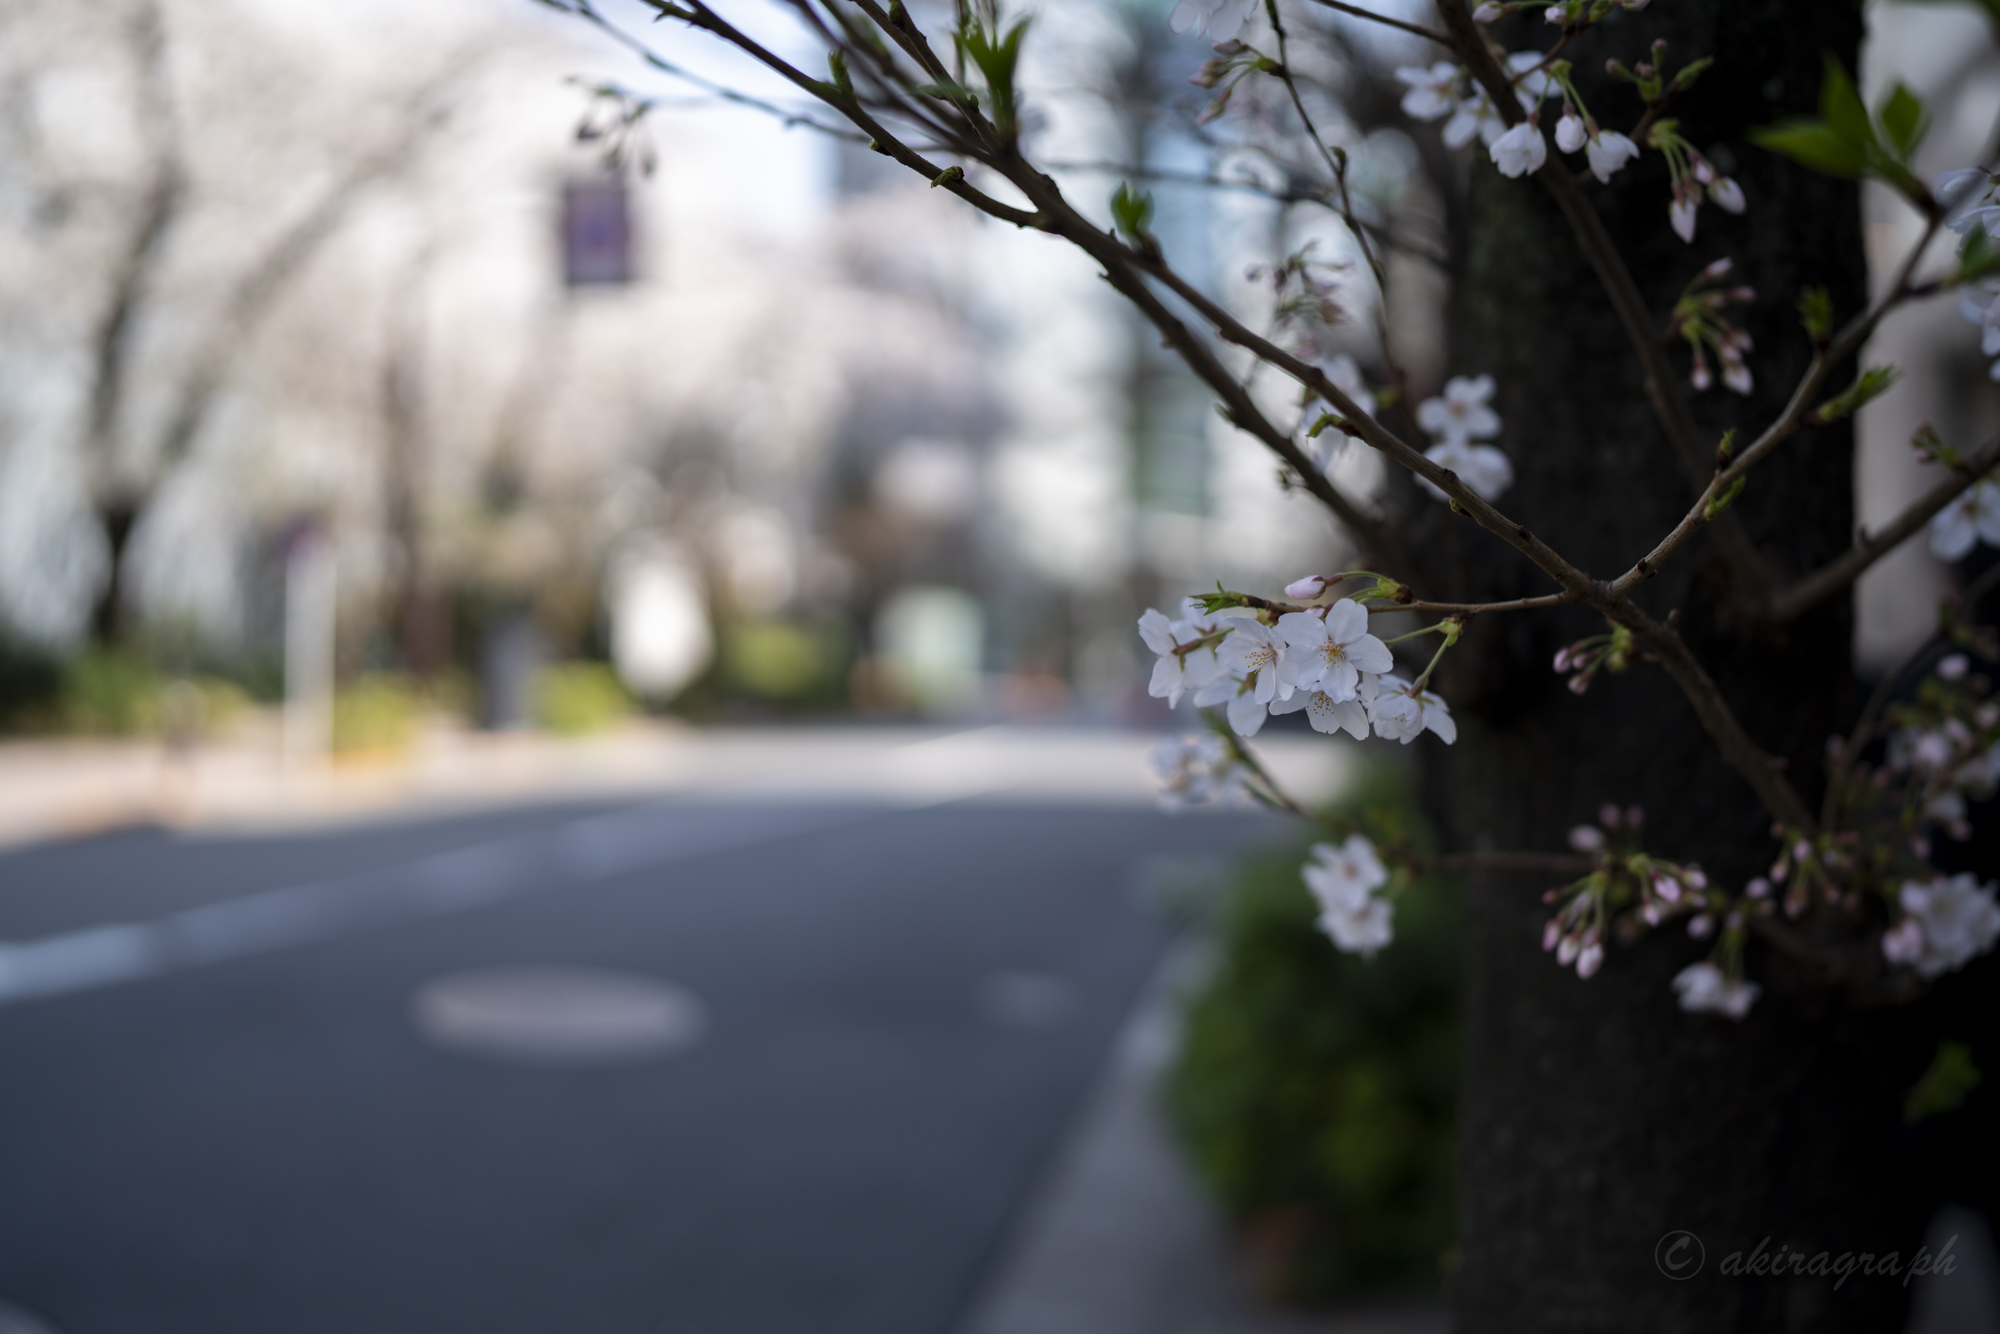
[60,651,161,735]
[724,620,825,698]
[1169,767,1458,1302]
[717,616,855,709]
[535,662,632,736]
[333,674,420,756]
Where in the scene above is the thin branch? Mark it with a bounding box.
[574,0,1821,837]
[1420,850,1596,875]
[1611,216,1953,602]
[1773,431,2000,623]
[1299,0,1452,46]
[1822,560,2000,830]
[1437,0,1775,605]
[1369,592,1574,616]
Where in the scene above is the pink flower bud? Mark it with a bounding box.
[1653,874,1682,903]
[1576,943,1603,978]
[1642,903,1662,925]
[1568,825,1606,853]
[1473,1,1502,18]
[1543,921,1561,950]
[1940,654,1970,680]
[1557,934,1580,965]
[1793,839,1810,862]
[1553,646,1575,672]
[1746,877,1771,899]
[1709,177,1746,214]
[1567,674,1591,695]
[1688,914,1714,938]
[1285,575,1328,600]
[1697,257,1733,281]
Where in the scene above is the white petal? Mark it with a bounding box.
[1323,598,1369,643]
[1933,506,1980,561]
[1138,608,1176,654]
[1226,688,1267,736]
[1345,634,1395,675]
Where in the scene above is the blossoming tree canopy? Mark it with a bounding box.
[545,0,2000,1026]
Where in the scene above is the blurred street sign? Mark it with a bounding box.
[562,178,633,286]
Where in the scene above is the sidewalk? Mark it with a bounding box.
[0,717,1353,848]
[957,942,1450,1334]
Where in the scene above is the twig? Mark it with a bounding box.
[1773,432,2000,623]
[1299,0,1453,46]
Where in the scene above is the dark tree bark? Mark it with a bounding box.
[1419,3,1957,1329]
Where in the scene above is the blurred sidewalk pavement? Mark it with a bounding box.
[0,717,1351,848]
[958,941,1450,1334]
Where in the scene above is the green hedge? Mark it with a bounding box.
[1168,770,1458,1301]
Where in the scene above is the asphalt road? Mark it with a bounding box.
[0,794,1276,1334]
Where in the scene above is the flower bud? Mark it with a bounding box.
[1940,653,1970,680]
[1568,825,1606,853]
[1473,1,1503,18]
[1576,943,1604,978]
[1285,575,1329,600]
[1688,914,1714,938]
[1543,920,1562,951]
[1600,803,1622,829]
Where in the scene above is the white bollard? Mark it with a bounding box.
[283,527,336,770]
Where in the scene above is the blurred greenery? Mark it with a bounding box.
[714,616,854,710]
[332,673,420,755]
[535,662,632,736]
[1169,765,1458,1302]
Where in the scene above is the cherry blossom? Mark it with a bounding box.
[1419,439,1515,503]
[1927,480,2000,561]
[1584,130,1639,183]
[1672,962,1761,1019]
[1442,88,1506,149]
[1938,167,2000,236]
[1670,194,1698,243]
[1490,121,1548,178]
[1505,50,1558,105]
[1276,601,1394,701]
[1302,836,1394,957]
[1365,674,1457,744]
[1270,688,1371,739]
[1149,734,1247,810]
[1395,63,1461,122]
[1198,621,1293,736]
[1883,875,2000,978]
[1957,282,2000,380]
[1553,111,1587,154]
[1168,0,1258,42]
[1137,604,1225,707]
[1417,374,1500,442]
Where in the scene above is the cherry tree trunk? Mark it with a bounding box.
[1421,3,1946,1328]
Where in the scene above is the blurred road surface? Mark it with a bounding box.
[0,764,1283,1334]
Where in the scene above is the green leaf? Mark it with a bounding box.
[827,50,853,100]
[1960,228,2000,283]
[913,80,979,105]
[1111,183,1155,241]
[1877,82,1928,157]
[1672,55,1714,92]
[1704,475,1747,520]
[1749,120,1868,178]
[1818,54,1874,149]
[1812,365,1902,423]
[1797,285,1833,343]
[1905,1039,1982,1123]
